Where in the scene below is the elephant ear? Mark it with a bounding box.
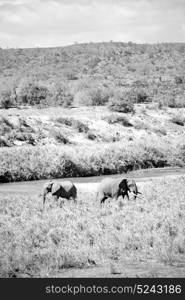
[52,182,62,195]
[118,178,128,191]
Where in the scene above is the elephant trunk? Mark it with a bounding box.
[133,191,142,199]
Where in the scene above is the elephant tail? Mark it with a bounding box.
[95,191,99,201]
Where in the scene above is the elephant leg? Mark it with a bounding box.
[114,192,120,200]
[71,196,77,203]
[122,192,129,201]
[53,195,59,201]
[53,195,60,206]
[100,195,108,204]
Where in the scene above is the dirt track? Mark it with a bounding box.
[0,167,185,196]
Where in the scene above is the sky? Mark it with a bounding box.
[0,0,185,48]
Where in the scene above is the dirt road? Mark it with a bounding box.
[0,167,185,196]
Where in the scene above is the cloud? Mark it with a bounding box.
[0,0,185,48]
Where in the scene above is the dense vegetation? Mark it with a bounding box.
[0,142,180,183]
[0,42,185,109]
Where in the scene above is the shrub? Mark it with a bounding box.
[17,81,50,106]
[0,89,15,109]
[165,97,185,108]
[175,76,183,84]
[108,90,135,113]
[0,117,14,135]
[63,68,79,80]
[73,84,111,106]
[134,87,150,103]
[133,120,150,131]
[55,117,89,133]
[73,90,93,106]
[55,117,72,126]
[171,116,185,126]
[0,137,9,147]
[180,144,185,162]
[72,120,89,133]
[104,114,132,127]
[49,129,71,144]
[87,131,97,140]
[152,127,167,136]
[52,83,74,107]
[9,132,36,145]
[88,86,110,106]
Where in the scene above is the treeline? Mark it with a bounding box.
[0,42,185,110]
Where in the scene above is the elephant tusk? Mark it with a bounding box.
[130,191,142,199]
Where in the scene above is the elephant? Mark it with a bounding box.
[96,177,141,204]
[42,180,77,207]
[126,179,141,199]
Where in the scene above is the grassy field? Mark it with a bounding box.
[1,42,185,278]
[0,105,185,182]
[0,175,185,278]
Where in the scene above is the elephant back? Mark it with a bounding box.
[98,177,116,196]
[60,180,74,191]
[60,180,77,199]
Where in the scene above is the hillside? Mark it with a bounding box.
[1,42,185,182]
[0,42,185,108]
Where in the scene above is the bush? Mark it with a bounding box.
[175,76,183,84]
[73,90,93,106]
[55,117,72,126]
[108,90,135,113]
[63,68,79,80]
[0,137,9,147]
[72,120,89,133]
[171,116,185,126]
[88,86,110,106]
[9,132,36,145]
[73,84,111,106]
[0,89,15,109]
[104,114,132,127]
[134,87,150,103]
[87,131,97,140]
[17,81,50,106]
[52,82,73,107]
[55,117,89,133]
[49,128,71,144]
[167,98,185,108]
[0,117,14,135]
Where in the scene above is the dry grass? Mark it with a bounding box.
[0,176,185,277]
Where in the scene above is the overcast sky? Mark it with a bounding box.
[0,0,185,48]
